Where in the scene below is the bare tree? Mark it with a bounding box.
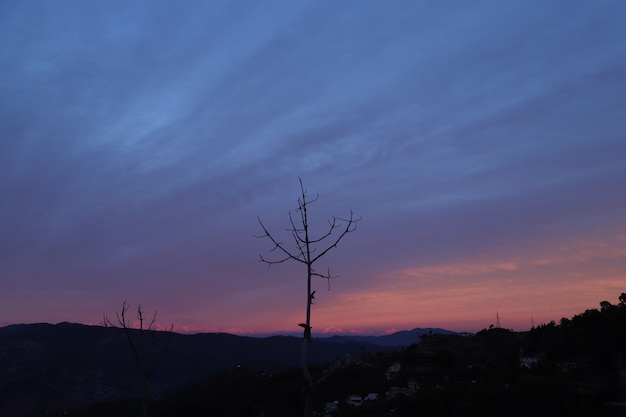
[103,301,173,417]
[257,178,360,417]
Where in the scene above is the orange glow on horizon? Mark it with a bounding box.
[52,234,626,336]
[306,234,626,333]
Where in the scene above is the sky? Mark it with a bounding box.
[1,1,625,335]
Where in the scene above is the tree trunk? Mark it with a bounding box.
[140,378,149,417]
[302,262,314,417]
[301,337,313,417]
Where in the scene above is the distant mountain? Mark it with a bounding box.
[322,327,459,347]
[0,322,395,417]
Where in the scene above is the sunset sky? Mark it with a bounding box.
[2,1,625,335]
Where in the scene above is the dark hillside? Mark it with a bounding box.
[324,328,457,347]
[0,323,389,417]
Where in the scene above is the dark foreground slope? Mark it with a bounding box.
[0,323,393,417]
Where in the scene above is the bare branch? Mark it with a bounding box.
[148,308,158,330]
[312,210,360,264]
[311,267,337,291]
[257,216,305,265]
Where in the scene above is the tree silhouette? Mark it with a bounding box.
[103,301,173,417]
[257,178,360,417]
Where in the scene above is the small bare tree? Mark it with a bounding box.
[257,178,360,417]
[103,301,173,417]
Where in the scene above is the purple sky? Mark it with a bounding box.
[2,1,625,335]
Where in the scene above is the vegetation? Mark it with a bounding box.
[257,178,360,417]
[103,301,173,417]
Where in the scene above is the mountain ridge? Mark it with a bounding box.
[0,322,458,417]
[0,322,458,345]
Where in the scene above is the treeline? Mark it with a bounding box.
[527,292,626,370]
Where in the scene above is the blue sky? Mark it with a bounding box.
[1,1,625,334]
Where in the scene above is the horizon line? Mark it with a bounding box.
[0,320,520,337]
